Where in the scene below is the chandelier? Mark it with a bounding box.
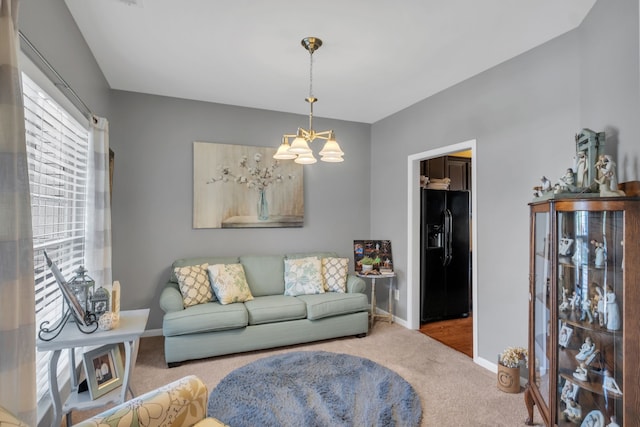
[273,37,344,164]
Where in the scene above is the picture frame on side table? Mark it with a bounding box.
[83,344,124,400]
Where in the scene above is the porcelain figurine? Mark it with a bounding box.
[573,362,588,382]
[602,370,622,395]
[563,398,582,423]
[575,337,596,362]
[580,297,594,323]
[590,239,606,268]
[605,285,620,331]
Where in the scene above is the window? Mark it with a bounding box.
[22,72,89,402]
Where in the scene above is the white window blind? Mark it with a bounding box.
[22,72,89,402]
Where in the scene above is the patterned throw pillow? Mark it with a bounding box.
[174,263,214,307]
[322,257,349,292]
[208,264,254,305]
[284,257,324,296]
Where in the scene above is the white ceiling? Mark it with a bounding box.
[64,0,596,124]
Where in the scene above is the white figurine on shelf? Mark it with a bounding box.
[575,337,596,361]
[590,239,606,268]
[580,297,594,323]
[559,287,570,312]
[602,369,622,395]
[573,362,588,381]
[594,285,605,327]
[595,154,626,197]
[605,285,621,331]
[607,415,620,427]
[575,150,588,187]
[569,291,580,311]
[563,398,582,423]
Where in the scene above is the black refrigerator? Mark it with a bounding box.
[420,189,470,323]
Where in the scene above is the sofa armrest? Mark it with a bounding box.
[160,282,184,313]
[73,375,208,427]
[346,274,366,294]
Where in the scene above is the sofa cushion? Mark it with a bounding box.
[240,255,285,296]
[163,302,248,336]
[296,293,369,320]
[171,257,240,283]
[322,257,349,292]
[208,264,254,304]
[244,295,307,325]
[283,256,324,296]
[173,263,215,307]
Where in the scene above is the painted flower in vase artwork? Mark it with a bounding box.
[207,153,295,220]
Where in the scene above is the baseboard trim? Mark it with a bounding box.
[142,328,163,337]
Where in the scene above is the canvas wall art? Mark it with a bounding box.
[193,141,304,228]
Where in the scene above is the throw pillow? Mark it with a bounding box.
[322,257,349,292]
[284,256,324,296]
[173,263,215,308]
[208,264,254,304]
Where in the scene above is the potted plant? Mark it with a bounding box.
[497,346,527,393]
[360,256,375,272]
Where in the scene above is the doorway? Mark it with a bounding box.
[418,152,473,357]
[406,140,478,361]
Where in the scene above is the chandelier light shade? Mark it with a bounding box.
[274,37,344,164]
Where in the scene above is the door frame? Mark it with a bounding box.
[406,139,478,360]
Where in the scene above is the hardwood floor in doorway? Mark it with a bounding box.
[419,315,473,358]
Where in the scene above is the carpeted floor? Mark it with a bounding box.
[207,351,422,426]
[70,322,545,426]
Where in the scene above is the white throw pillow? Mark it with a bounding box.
[322,257,349,292]
[284,257,324,296]
[173,263,214,307]
[208,264,254,304]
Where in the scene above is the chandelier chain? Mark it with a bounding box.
[309,49,314,98]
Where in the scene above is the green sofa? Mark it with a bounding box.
[160,253,369,366]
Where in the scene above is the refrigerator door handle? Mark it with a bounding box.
[443,209,453,266]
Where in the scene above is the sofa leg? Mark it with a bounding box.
[167,362,181,368]
[356,333,367,338]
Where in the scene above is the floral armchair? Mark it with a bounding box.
[1,376,227,427]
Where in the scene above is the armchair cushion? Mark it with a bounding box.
[73,375,208,427]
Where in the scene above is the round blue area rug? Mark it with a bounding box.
[207,351,422,427]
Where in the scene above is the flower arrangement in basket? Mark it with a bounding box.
[497,346,528,393]
[499,346,528,368]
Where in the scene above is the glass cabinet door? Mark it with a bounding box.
[555,209,623,426]
[532,211,551,411]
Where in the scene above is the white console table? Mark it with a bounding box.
[37,309,149,427]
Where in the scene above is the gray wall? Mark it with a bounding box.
[370,0,639,362]
[18,0,640,363]
[18,0,111,117]
[108,91,371,329]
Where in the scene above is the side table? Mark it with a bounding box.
[357,273,396,327]
[37,308,149,427]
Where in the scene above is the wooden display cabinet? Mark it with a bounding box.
[525,196,640,426]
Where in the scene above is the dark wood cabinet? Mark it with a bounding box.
[421,156,471,191]
[525,196,640,426]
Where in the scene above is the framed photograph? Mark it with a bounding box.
[83,344,124,400]
[559,324,573,348]
[353,240,393,273]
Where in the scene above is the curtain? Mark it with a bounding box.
[0,0,37,425]
[85,116,112,295]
